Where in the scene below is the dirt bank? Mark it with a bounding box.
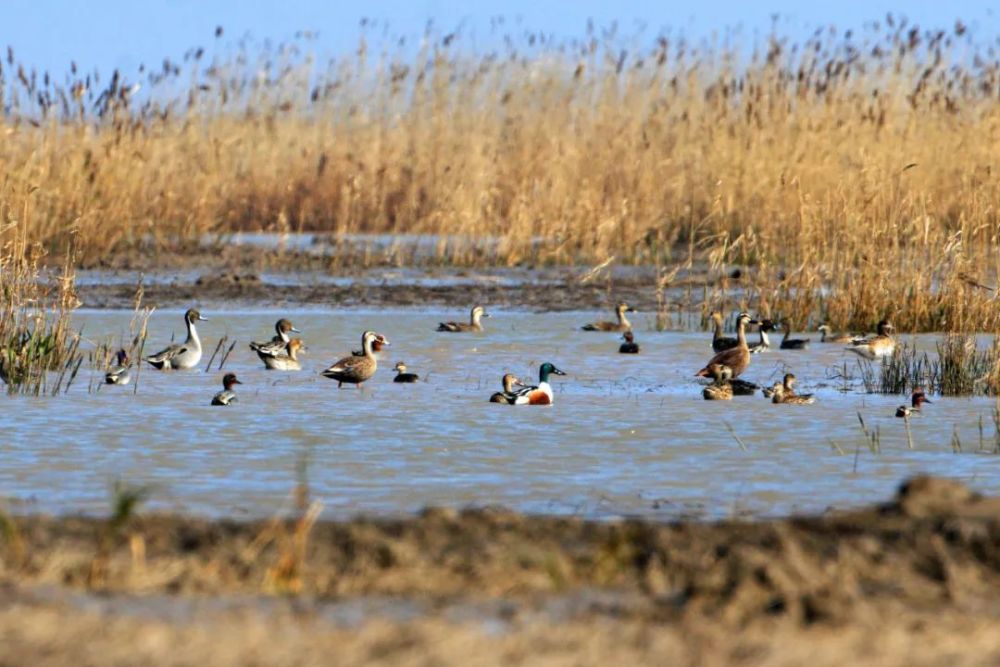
[2,476,999,665]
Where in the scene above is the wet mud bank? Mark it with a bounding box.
[2,476,999,664]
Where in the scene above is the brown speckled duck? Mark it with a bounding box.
[696,313,756,379]
[771,374,816,404]
[321,331,390,388]
[702,363,734,401]
[489,373,525,404]
[263,339,306,371]
[582,302,635,332]
[437,306,489,332]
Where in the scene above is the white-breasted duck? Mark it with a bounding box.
[145,309,207,370]
[512,362,566,405]
[105,349,131,385]
[211,373,242,406]
[749,319,779,354]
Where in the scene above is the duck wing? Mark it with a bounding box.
[146,343,187,365]
[250,338,288,357]
[437,321,461,332]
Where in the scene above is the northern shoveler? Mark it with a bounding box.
[749,319,778,354]
[145,309,207,370]
[512,362,566,405]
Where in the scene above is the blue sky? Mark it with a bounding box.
[1,1,995,76]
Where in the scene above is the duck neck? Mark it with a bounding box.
[471,310,481,326]
[539,368,552,384]
[736,319,749,348]
[618,309,631,329]
[712,317,724,341]
[185,316,201,349]
[758,327,770,347]
[362,335,375,358]
[278,327,290,343]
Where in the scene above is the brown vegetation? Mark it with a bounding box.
[2,21,1000,333]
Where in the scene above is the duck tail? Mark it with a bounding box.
[694,368,710,378]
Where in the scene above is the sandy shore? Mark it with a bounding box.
[1,475,998,665]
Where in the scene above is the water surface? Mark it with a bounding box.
[2,308,998,520]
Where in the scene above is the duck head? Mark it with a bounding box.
[539,362,566,383]
[616,302,637,315]
[912,387,932,407]
[222,373,242,389]
[394,362,408,373]
[277,318,300,335]
[471,306,490,321]
[877,319,894,335]
[115,348,128,365]
[185,308,207,324]
[622,331,635,343]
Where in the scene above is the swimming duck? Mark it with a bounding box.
[249,318,301,363]
[771,383,816,405]
[619,331,640,354]
[702,363,734,401]
[696,313,757,379]
[896,388,932,417]
[437,306,489,332]
[512,362,566,405]
[817,325,855,344]
[748,319,778,354]
[847,319,896,360]
[104,349,131,385]
[393,362,420,383]
[770,374,815,404]
[145,309,207,370]
[779,320,811,350]
[709,311,739,352]
[762,381,783,399]
[262,339,306,371]
[582,302,635,332]
[211,373,242,406]
[321,331,390,387]
[489,373,525,403]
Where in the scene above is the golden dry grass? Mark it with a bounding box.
[1,21,1000,329]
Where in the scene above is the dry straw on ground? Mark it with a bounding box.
[1,20,1000,329]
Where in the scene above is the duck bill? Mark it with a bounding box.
[552,368,566,376]
[377,336,391,346]
[198,315,209,321]
[290,326,301,333]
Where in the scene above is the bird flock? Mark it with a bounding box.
[102,303,925,417]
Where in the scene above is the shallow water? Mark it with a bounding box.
[2,308,999,520]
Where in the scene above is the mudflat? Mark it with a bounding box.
[2,476,998,665]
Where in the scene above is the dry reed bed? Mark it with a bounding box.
[2,21,1000,330]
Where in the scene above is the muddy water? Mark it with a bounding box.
[2,308,998,519]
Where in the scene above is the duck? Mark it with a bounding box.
[846,319,896,360]
[748,319,778,354]
[104,349,131,385]
[352,337,385,357]
[145,308,207,370]
[771,374,816,404]
[321,331,390,387]
[393,362,420,383]
[709,311,739,352]
[249,318,301,363]
[779,320,811,350]
[701,363,734,401]
[262,339,306,371]
[582,302,635,332]
[489,373,525,403]
[696,313,757,379]
[762,381,783,399]
[511,362,566,405]
[619,331,640,354]
[817,324,855,344]
[437,306,489,332]
[211,373,242,406]
[896,388,932,417]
